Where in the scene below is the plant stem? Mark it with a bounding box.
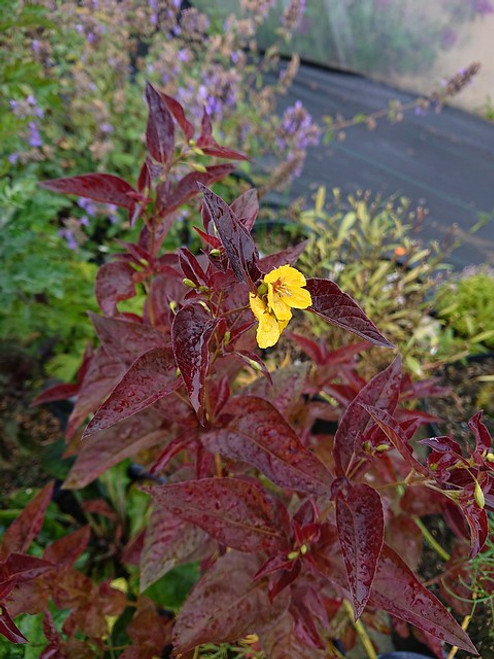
[445,589,476,659]
[413,516,451,562]
[342,599,377,659]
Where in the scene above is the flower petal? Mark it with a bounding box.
[257,311,283,349]
[264,264,306,288]
[284,286,312,310]
[249,293,267,321]
[267,283,293,321]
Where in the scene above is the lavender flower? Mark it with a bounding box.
[78,198,98,217]
[58,228,78,250]
[281,0,306,31]
[28,121,43,148]
[276,101,320,151]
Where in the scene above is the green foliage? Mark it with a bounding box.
[0,174,97,375]
[434,269,494,351]
[299,186,454,375]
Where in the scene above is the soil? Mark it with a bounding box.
[425,355,494,444]
[0,341,62,503]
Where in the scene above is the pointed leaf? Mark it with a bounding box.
[140,504,208,592]
[0,607,27,644]
[82,347,178,438]
[148,478,289,553]
[259,240,309,273]
[173,552,275,653]
[64,409,167,489]
[44,526,91,568]
[197,108,248,161]
[160,91,194,141]
[245,362,309,419]
[200,185,259,285]
[158,164,236,218]
[459,497,488,558]
[203,396,333,496]
[230,188,259,232]
[145,82,175,165]
[469,410,492,459]
[306,278,394,348]
[363,404,429,475]
[89,313,169,365]
[40,173,138,210]
[95,261,136,316]
[258,608,324,659]
[0,482,54,560]
[369,544,478,655]
[31,382,80,406]
[335,483,384,619]
[66,347,125,439]
[333,355,402,477]
[137,158,152,193]
[171,303,220,421]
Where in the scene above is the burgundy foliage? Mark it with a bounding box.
[4,87,492,657]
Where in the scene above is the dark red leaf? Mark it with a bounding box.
[363,404,429,475]
[82,347,178,438]
[148,478,289,553]
[178,248,208,287]
[0,554,53,587]
[335,483,384,619]
[369,544,478,655]
[89,313,169,366]
[469,411,492,459]
[234,350,273,385]
[459,497,488,558]
[306,278,394,348]
[173,552,274,653]
[145,82,175,165]
[333,355,402,477]
[259,240,309,273]
[419,434,464,457]
[200,185,259,286]
[121,596,172,658]
[0,607,27,644]
[95,261,136,316]
[140,504,208,591]
[0,482,54,560]
[160,91,194,141]
[137,158,152,193]
[171,303,220,421]
[230,188,258,232]
[157,164,236,219]
[257,608,324,659]
[197,108,249,161]
[64,409,167,489]
[203,396,333,496]
[65,347,125,439]
[245,363,309,419]
[40,173,138,210]
[145,267,185,327]
[44,526,91,568]
[31,382,80,406]
[386,516,424,572]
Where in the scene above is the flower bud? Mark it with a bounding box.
[474,480,485,509]
[191,162,207,173]
[183,278,197,288]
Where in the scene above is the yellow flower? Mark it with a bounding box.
[249,264,312,348]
